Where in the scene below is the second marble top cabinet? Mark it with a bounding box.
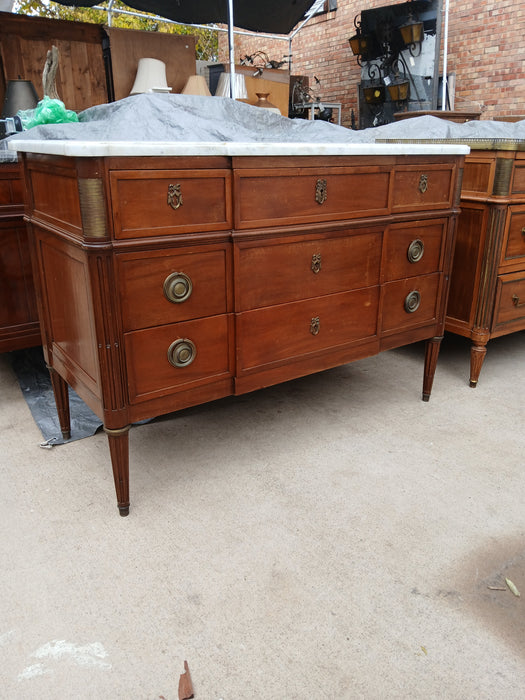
[18,146,465,514]
[446,147,525,386]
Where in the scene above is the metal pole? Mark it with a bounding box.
[228,0,236,98]
[441,0,449,110]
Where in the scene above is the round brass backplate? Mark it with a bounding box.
[167,338,196,368]
[404,290,421,313]
[407,239,425,263]
[163,272,192,303]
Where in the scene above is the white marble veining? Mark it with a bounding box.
[8,139,469,158]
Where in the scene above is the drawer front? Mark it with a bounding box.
[110,169,232,238]
[235,229,382,311]
[493,273,525,332]
[381,273,441,333]
[392,164,455,212]
[236,287,379,372]
[383,219,446,281]
[125,314,232,403]
[234,167,390,229]
[118,245,230,332]
[503,206,525,263]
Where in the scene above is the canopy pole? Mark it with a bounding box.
[228,0,236,98]
[441,0,449,111]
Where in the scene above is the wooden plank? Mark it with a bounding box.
[104,27,196,100]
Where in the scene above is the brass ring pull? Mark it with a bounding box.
[521,226,525,236]
[315,178,327,205]
[167,183,183,210]
[404,290,421,313]
[418,174,428,194]
[163,272,192,303]
[512,294,525,308]
[407,239,425,263]
[167,338,196,368]
[311,253,322,274]
[310,317,320,335]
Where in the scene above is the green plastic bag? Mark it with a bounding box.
[18,96,78,130]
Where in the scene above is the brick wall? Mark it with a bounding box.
[219,0,524,127]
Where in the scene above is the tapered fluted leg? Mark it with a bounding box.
[104,425,131,516]
[469,342,487,388]
[422,335,443,402]
[47,365,71,440]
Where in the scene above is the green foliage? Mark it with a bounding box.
[13,0,218,60]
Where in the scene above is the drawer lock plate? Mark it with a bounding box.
[167,183,183,210]
[315,178,328,205]
[310,316,320,335]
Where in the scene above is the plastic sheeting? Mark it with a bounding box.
[7,93,525,146]
[9,347,102,445]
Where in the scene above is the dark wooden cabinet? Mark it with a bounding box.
[446,146,525,386]
[18,145,465,514]
[0,161,41,352]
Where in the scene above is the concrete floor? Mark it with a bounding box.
[1,331,524,699]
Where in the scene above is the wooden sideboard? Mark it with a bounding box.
[0,160,41,352]
[446,145,525,386]
[15,142,465,514]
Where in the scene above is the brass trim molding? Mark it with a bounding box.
[78,178,108,239]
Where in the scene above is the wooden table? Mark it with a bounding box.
[12,140,467,514]
[446,142,525,386]
[0,160,41,352]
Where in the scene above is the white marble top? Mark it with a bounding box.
[8,139,469,158]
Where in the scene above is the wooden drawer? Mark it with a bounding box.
[118,245,231,332]
[110,169,232,238]
[383,219,446,282]
[124,314,233,403]
[235,229,382,311]
[392,164,455,213]
[236,287,379,372]
[381,273,441,334]
[493,272,525,332]
[234,166,390,229]
[502,206,525,264]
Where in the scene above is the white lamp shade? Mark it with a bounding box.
[181,75,212,96]
[215,72,248,99]
[130,58,171,95]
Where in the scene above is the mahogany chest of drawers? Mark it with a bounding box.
[0,161,41,352]
[446,146,525,386]
[16,143,465,514]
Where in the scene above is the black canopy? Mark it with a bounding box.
[52,0,318,34]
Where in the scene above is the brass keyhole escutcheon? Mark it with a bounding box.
[167,338,196,368]
[404,290,421,313]
[315,178,327,205]
[407,239,425,264]
[163,272,193,304]
[310,317,320,335]
[167,183,183,210]
[418,174,428,194]
[311,253,322,274]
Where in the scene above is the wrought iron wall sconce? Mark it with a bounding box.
[399,7,424,57]
[349,1,424,66]
[348,15,379,66]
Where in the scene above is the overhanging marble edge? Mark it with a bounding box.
[8,140,470,158]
